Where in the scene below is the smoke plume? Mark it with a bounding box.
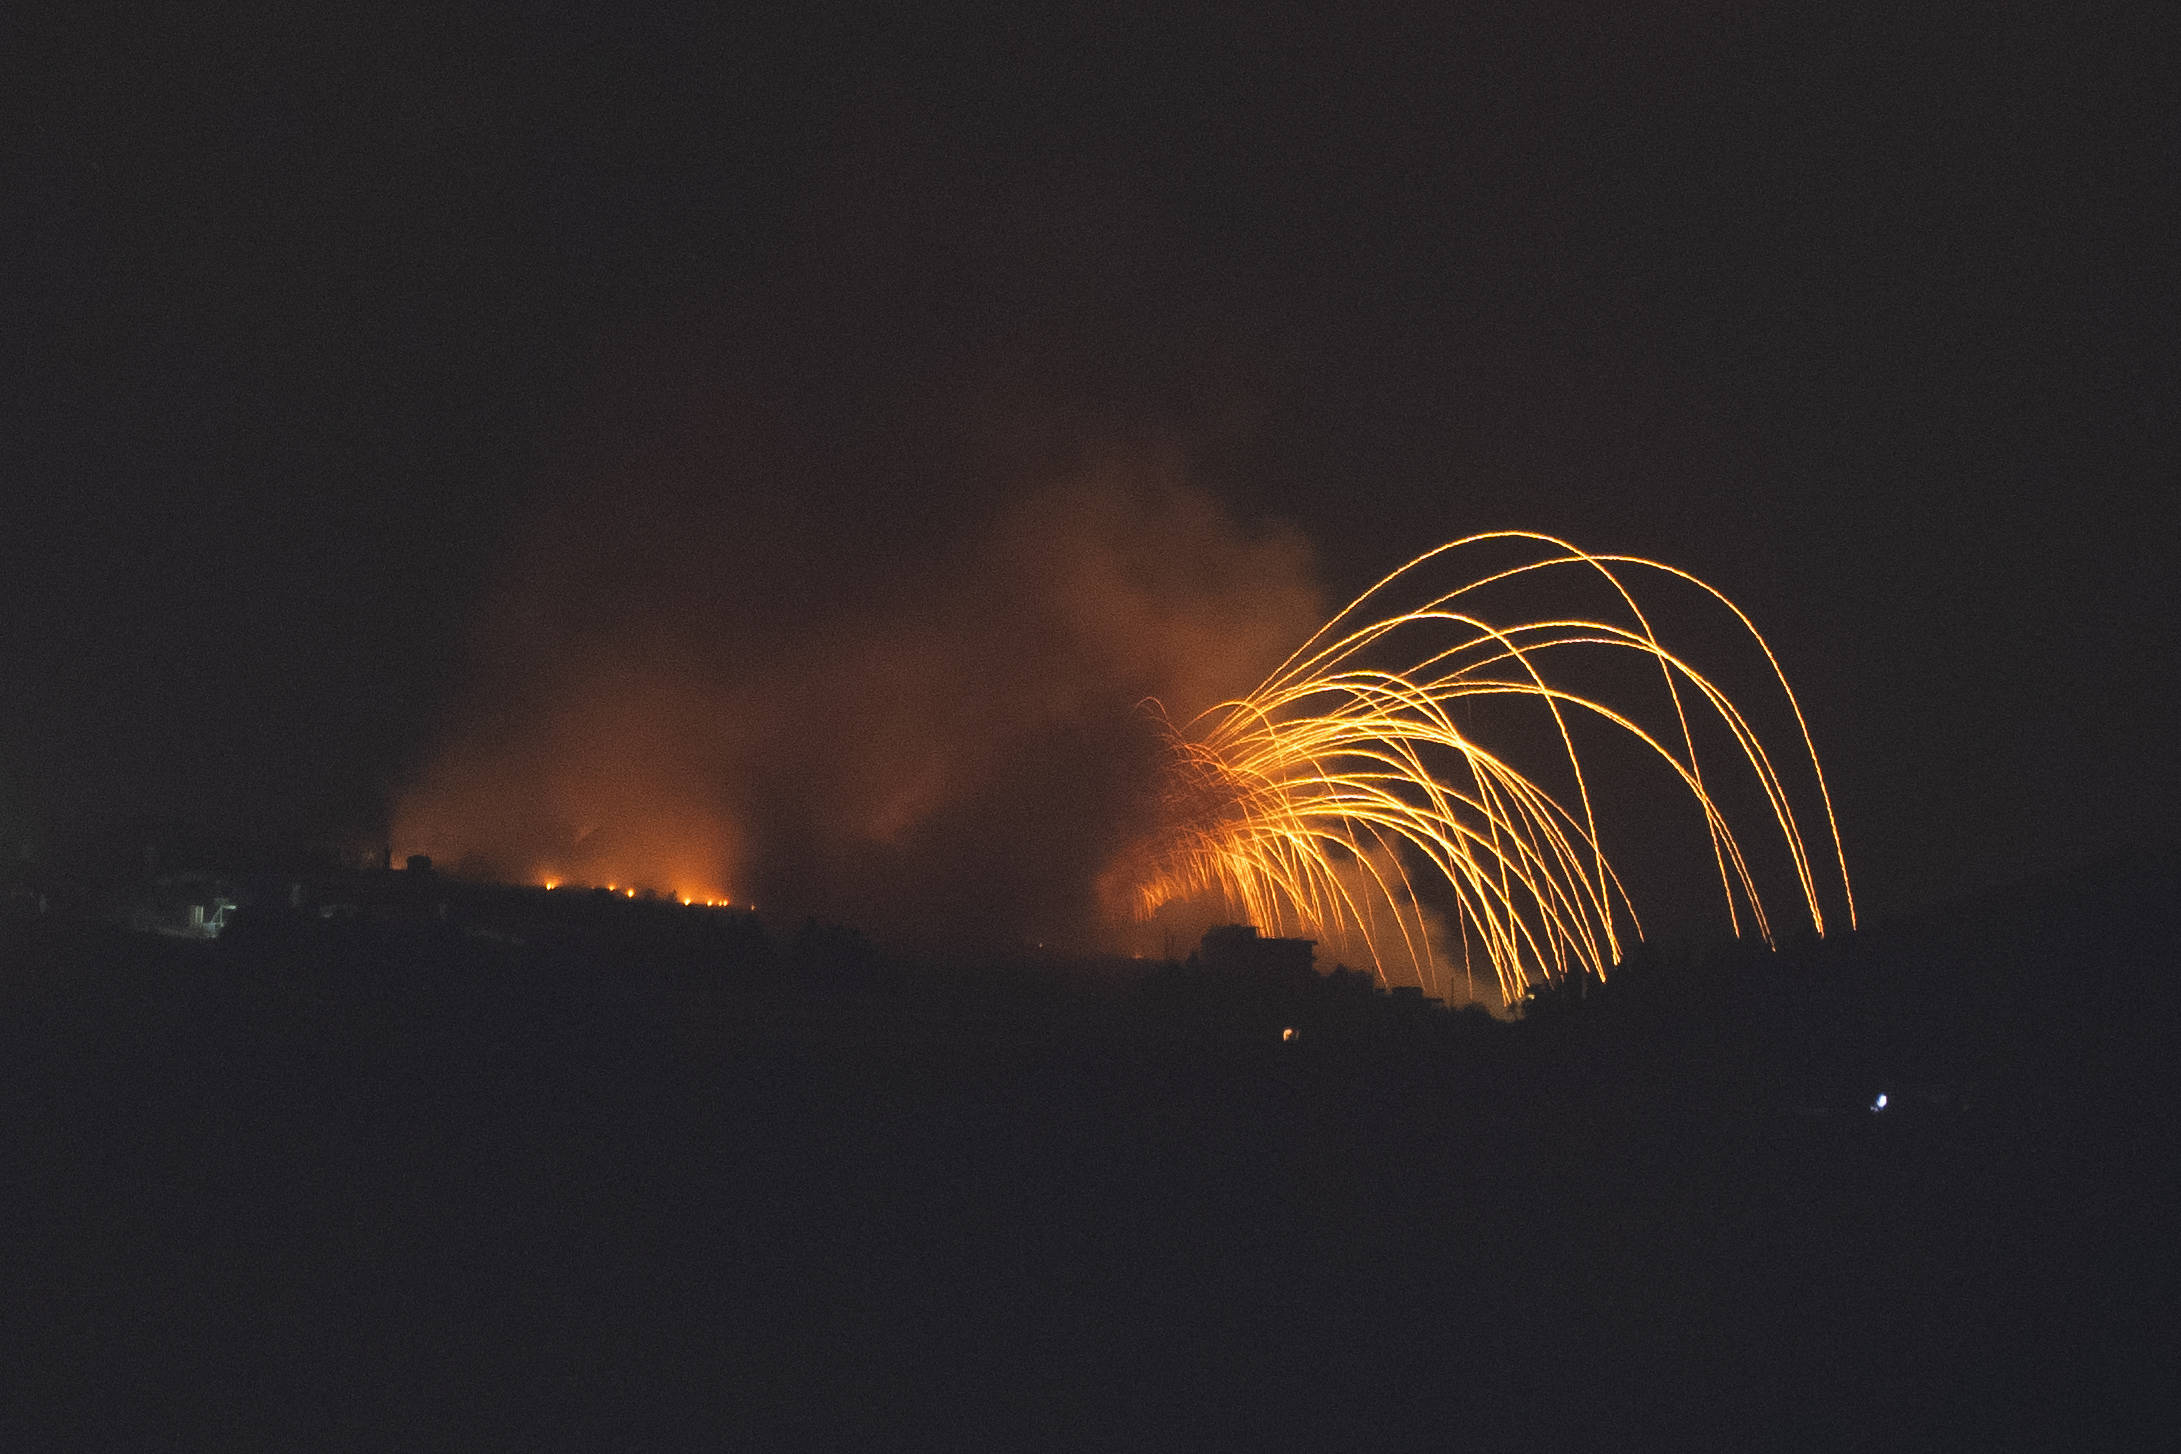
[393,424,1325,954]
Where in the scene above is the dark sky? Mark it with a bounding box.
[4,4,2174,926]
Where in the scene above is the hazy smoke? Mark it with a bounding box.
[394,433,1325,953]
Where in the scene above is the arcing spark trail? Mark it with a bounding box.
[1121,533,1854,1007]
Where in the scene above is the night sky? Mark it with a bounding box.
[5,6,2174,932]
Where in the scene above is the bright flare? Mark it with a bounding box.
[1121,532,1854,1007]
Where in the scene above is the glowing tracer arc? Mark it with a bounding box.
[1122,532,1855,1007]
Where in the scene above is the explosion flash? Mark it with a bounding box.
[1120,532,1855,1007]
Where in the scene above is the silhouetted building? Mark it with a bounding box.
[1197,924,1317,983]
[125,873,239,939]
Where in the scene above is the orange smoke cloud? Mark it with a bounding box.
[393,442,1324,951]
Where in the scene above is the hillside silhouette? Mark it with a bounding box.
[3,850,2173,1447]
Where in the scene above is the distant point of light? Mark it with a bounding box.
[542,880,559,891]
[1281,1026,1297,1042]
[1873,1092,1889,1112]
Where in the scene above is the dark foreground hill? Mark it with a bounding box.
[3,857,2175,1450]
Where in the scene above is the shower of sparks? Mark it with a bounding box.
[1122,532,1854,1007]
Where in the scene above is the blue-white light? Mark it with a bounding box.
[1872,1092,1889,1112]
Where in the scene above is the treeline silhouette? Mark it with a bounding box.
[2,850,2173,1447]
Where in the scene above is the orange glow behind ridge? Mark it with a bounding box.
[390,466,1326,949]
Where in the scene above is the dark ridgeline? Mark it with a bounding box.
[2,850,2175,1447]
